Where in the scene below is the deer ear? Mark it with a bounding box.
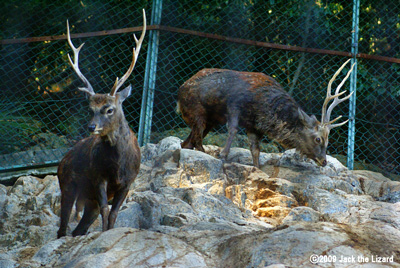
[117,85,132,103]
[298,108,318,128]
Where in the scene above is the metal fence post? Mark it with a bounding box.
[347,0,360,170]
[138,0,163,146]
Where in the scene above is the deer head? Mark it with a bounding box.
[66,10,146,144]
[297,59,355,166]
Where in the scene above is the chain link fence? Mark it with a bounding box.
[1,0,399,179]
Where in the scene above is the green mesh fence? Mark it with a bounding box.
[1,0,400,179]
[0,0,150,171]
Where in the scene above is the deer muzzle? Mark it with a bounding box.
[88,124,96,133]
[88,124,103,134]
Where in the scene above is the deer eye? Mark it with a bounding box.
[106,108,114,115]
[315,137,321,144]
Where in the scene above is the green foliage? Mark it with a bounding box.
[0,103,42,154]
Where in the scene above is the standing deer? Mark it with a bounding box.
[177,59,354,168]
[57,10,146,238]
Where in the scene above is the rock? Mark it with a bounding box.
[354,170,400,203]
[114,201,142,229]
[282,206,320,224]
[1,136,400,267]
[0,252,16,268]
[140,142,158,163]
[179,149,224,183]
[33,228,212,267]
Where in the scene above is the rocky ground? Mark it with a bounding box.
[0,136,399,267]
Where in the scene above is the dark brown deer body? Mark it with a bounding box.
[57,10,146,238]
[178,62,354,168]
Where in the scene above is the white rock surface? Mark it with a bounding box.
[1,136,399,267]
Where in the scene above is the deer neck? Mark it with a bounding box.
[272,122,302,149]
[105,116,131,147]
[256,109,308,150]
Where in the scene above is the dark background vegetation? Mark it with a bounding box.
[0,0,399,176]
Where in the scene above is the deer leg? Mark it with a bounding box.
[108,187,130,230]
[191,117,207,152]
[96,181,110,232]
[181,107,207,151]
[72,199,100,236]
[181,129,195,149]
[57,188,78,238]
[192,121,216,152]
[247,132,261,168]
[220,112,239,160]
[202,123,213,138]
[181,114,211,152]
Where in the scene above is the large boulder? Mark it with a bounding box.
[0,136,399,267]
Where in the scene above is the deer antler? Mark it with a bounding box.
[66,20,95,96]
[321,59,355,129]
[110,9,147,97]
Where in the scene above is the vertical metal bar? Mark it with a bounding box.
[347,0,360,170]
[138,0,163,146]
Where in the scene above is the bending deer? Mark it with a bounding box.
[57,10,146,238]
[177,60,354,167]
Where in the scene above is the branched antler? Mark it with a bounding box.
[321,59,355,129]
[110,9,147,96]
[66,20,95,96]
